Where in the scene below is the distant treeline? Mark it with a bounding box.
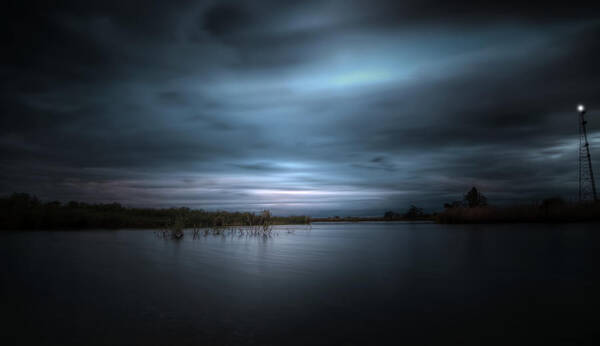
[312,216,383,222]
[0,193,311,230]
[436,187,600,223]
[316,187,600,224]
[313,205,433,222]
[312,216,433,222]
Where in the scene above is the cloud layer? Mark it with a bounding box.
[2,1,600,216]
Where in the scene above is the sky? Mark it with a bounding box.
[2,1,600,216]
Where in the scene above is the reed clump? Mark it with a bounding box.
[157,210,312,240]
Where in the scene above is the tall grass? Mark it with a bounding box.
[436,202,600,224]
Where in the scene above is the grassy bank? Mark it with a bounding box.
[0,193,311,230]
[436,202,600,224]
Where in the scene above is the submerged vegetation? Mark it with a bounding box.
[0,193,311,230]
[154,210,304,240]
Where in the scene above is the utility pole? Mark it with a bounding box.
[577,104,598,202]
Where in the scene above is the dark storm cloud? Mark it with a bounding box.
[202,2,252,37]
[1,1,599,215]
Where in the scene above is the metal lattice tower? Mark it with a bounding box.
[577,104,598,202]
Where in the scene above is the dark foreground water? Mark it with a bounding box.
[2,222,600,345]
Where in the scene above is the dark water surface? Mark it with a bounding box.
[2,222,600,345]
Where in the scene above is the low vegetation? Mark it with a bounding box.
[436,202,600,223]
[4,189,597,229]
[0,193,311,230]
[436,187,600,223]
[313,205,432,222]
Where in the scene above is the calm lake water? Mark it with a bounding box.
[2,222,600,345]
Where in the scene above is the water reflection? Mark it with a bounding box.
[2,222,599,345]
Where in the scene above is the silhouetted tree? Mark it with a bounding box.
[541,197,566,209]
[444,201,463,209]
[383,211,402,220]
[464,187,487,208]
[403,205,424,219]
[540,196,566,216]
